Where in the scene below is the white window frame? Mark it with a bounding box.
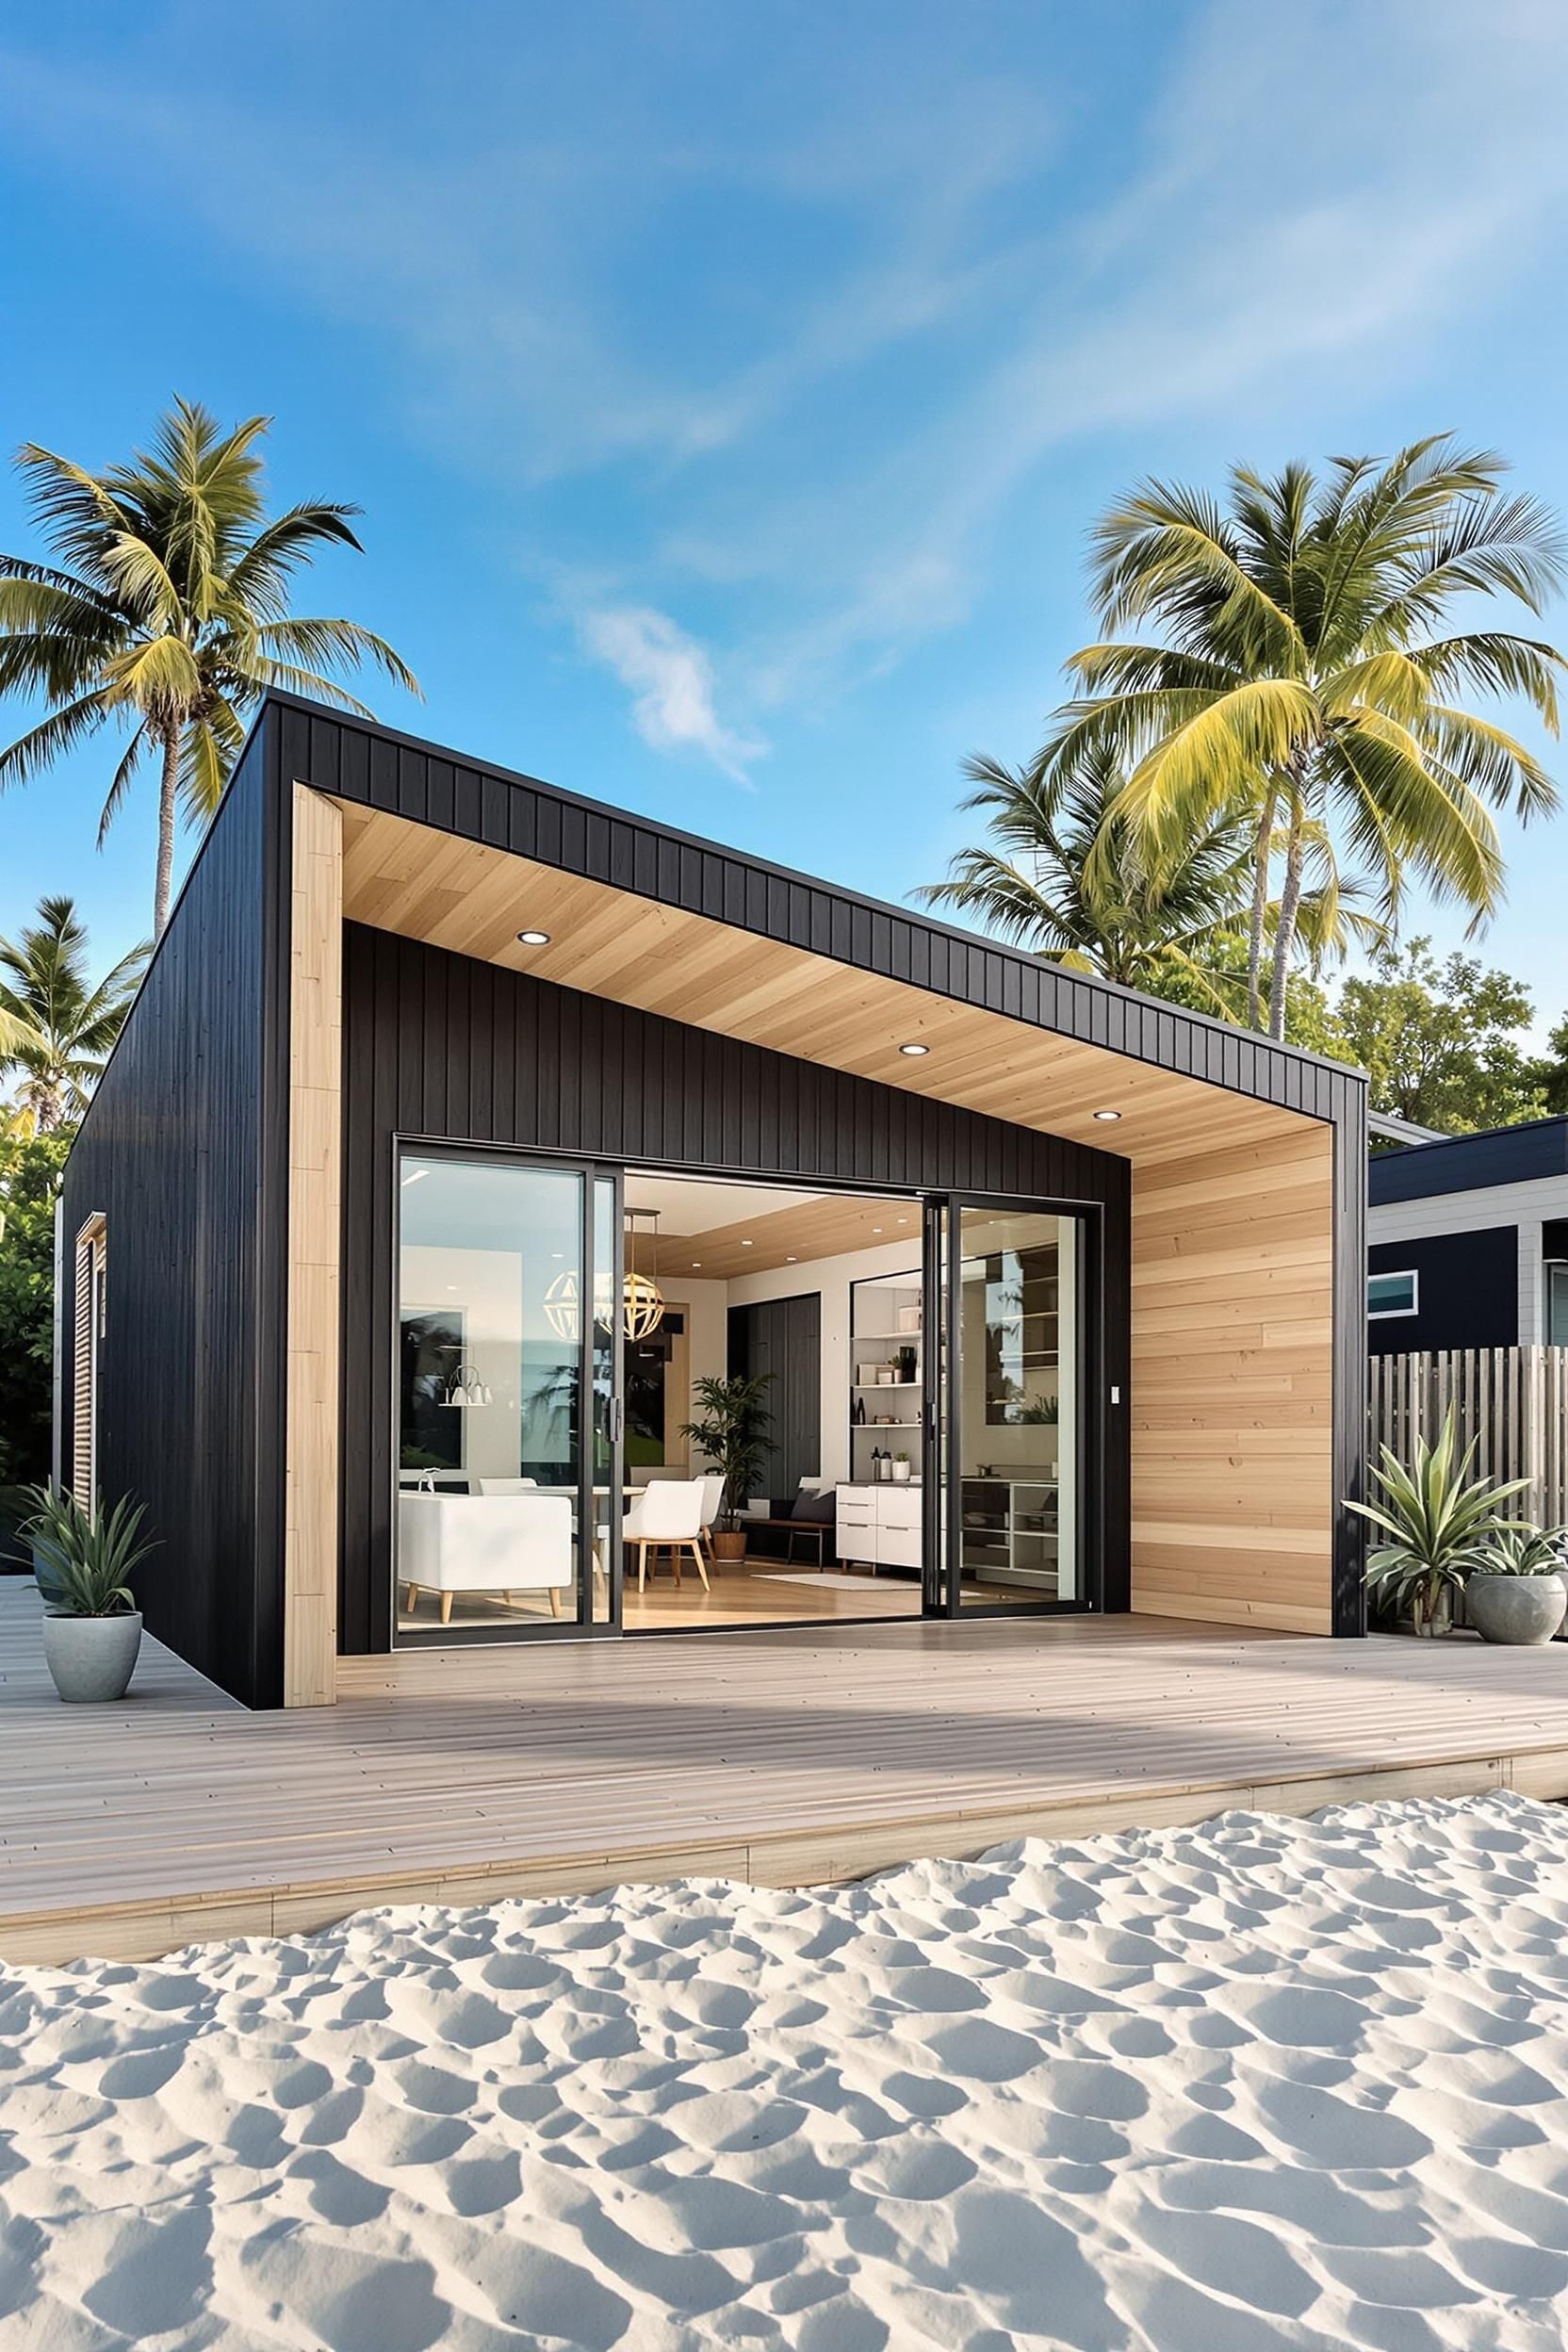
[1368,1267,1419,1320]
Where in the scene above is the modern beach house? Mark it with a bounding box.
[56,696,1368,1708]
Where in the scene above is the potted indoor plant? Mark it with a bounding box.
[680,1374,774,1562]
[1348,1414,1529,1636]
[1465,1525,1568,1645]
[24,1484,158,1702]
[891,1449,912,1483]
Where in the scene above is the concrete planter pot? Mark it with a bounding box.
[1465,1574,1567,1646]
[41,1609,143,1702]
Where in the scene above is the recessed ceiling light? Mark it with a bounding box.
[898,1042,930,1057]
[515,928,552,946]
[691,1260,702,1268]
[786,1255,797,1263]
[896,1217,908,1224]
[741,1239,754,1247]
[873,1226,883,1233]
[1093,1109,1122,1122]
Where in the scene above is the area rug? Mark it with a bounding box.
[752,1570,892,1592]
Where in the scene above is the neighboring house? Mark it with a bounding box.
[56,694,1368,1708]
[1367,1117,1568,1355]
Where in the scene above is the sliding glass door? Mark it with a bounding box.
[925,1200,1089,1615]
[395,1151,621,1641]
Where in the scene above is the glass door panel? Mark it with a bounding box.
[949,1205,1081,1612]
[396,1152,591,1639]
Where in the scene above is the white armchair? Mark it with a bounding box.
[399,1491,574,1625]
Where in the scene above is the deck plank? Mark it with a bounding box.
[4,1583,1568,1962]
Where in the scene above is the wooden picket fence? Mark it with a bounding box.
[1368,1346,1568,1527]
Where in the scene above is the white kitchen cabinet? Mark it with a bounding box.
[837,1482,922,1573]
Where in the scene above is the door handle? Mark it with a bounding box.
[609,1396,624,1443]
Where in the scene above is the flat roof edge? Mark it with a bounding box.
[267,691,1367,1090]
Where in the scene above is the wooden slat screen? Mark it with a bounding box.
[1368,1346,1568,1526]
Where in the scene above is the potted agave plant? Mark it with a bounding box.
[24,1485,158,1702]
[679,1374,775,1562]
[1465,1525,1568,1645]
[1348,1413,1529,1637]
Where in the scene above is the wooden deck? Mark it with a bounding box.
[5,1581,1568,1965]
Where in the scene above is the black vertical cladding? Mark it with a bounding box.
[729,1295,823,1501]
[57,716,292,1707]
[339,924,1134,1653]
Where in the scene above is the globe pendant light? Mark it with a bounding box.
[541,1212,665,1343]
[542,1266,580,1343]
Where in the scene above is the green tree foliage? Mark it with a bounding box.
[1532,1014,1568,1116]
[1057,437,1565,1038]
[0,399,419,936]
[915,743,1261,1011]
[0,895,146,1135]
[1336,937,1550,1135]
[0,1129,68,1491]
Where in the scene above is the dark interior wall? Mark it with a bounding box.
[339,923,1133,1651]
[728,1295,822,1499]
[1367,1227,1519,1354]
[57,721,290,1706]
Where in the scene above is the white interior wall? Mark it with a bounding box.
[635,1281,728,1483]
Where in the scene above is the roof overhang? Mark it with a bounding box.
[333,795,1342,1174]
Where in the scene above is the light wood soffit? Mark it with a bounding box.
[638,1189,923,1281]
[335,802,1321,1168]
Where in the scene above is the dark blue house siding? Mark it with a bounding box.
[1367,1227,1518,1355]
[1370,1120,1568,1206]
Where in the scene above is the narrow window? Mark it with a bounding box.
[1367,1268,1418,1319]
[73,1215,107,1508]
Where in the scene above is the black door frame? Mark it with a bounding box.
[391,1139,629,1649]
[923,1192,1103,1621]
[385,1138,1103,1648]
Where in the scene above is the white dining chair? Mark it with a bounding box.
[606,1478,710,1593]
[696,1473,725,1571]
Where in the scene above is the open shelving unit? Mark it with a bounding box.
[848,1269,923,1485]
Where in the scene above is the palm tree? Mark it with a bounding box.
[916,739,1380,1019]
[0,400,420,936]
[1055,438,1565,1038]
[0,895,147,1135]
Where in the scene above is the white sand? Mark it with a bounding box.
[5,1793,1568,2351]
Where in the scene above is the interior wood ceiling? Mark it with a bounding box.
[337,804,1319,1169]
[640,1188,923,1282]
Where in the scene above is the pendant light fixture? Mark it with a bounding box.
[442,1360,493,1408]
[541,1211,666,1342]
[623,1207,665,1342]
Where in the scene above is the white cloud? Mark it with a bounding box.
[578,607,765,785]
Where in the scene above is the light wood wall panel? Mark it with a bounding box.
[285,786,343,1706]
[1131,1124,1336,1634]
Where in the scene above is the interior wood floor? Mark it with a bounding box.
[395,1557,1048,1636]
[8,1579,1568,1966]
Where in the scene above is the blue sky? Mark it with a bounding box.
[4,0,1568,1030]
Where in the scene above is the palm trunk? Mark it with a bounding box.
[1266,790,1307,1043]
[1246,782,1279,1033]
[154,725,181,939]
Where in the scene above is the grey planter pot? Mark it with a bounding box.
[1465,1574,1567,1647]
[41,1609,143,1702]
